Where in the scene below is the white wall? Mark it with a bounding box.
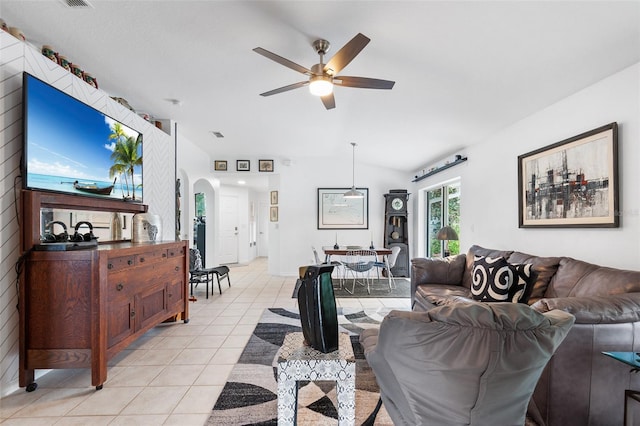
[177,133,270,267]
[412,63,640,270]
[275,156,409,276]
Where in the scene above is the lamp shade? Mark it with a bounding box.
[436,226,459,241]
[343,186,364,199]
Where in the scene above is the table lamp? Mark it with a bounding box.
[436,226,459,257]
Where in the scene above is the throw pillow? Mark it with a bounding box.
[510,263,536,304]
[472,256,514,302]
[471,256,535,303]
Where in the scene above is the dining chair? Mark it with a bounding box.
[343,249,377,294]
[313,246,346,289]
[373,246,401,291]
[311,246,322,264]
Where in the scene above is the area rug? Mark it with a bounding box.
[292,278,410,299]
[208,307,394,425]
[332,277,410,298]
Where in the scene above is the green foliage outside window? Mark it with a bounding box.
[426,183,460,257]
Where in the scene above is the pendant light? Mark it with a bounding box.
[343,142,364,199]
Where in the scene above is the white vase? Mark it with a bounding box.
[132,213,162,243]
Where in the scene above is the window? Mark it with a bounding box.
[425,181,460,257]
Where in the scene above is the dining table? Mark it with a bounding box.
[322,246,394,291]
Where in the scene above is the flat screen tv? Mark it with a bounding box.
[22,72,143,202]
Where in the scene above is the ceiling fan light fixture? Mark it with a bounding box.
[309,76,333,96]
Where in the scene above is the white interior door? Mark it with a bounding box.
[257,200,269,257]
[220,195,239,264]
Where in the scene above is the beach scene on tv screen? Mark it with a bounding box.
[25,75,142,202]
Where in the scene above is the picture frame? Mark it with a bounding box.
[270,190,278,205]
[270,206,278,222]
[259,159,274,172]
[236,160,250,171]
[518,122,618,228]
[317,188,369,229]
[214,160,227,171]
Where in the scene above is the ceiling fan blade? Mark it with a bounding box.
[321,93,336,109]
[334,76,395,90]
[324,33,370,76]
[253,47,313,75]
[259,81,309,97]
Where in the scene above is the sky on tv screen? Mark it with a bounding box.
[25,74,142,201]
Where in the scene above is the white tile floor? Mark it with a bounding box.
[1,257,410,425]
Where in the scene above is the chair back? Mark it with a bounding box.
[311,246,322,264]
[345,249,376,272]
[387,246,402,268]
[189,248,203,271]
[366,303,575,425]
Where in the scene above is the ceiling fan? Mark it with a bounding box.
[253,33,395,110]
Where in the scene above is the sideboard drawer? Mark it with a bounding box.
[137,248,168,266]
[107,255,137,272]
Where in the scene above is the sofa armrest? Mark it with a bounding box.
[411,255,466,307]
[531,292,640,324]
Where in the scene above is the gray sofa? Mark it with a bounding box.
[410,245,640,426]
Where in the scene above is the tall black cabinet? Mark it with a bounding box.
[383,190,410,277]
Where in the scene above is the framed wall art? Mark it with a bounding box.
[518,122,618,228]
[317,188,369,229]
[270,206,278,222]
[259,159,274,172]
[270,190,278,205]
[214,160,227,171]
[236,160,250,171]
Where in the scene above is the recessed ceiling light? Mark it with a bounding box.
[238,180,246,185]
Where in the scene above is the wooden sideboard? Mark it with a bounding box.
[19,191,189,391]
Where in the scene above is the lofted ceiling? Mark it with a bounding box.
[3,1,639,187]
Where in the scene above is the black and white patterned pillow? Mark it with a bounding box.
[510,263,536,304]
[471,256,535,303]
[471,256,514,302]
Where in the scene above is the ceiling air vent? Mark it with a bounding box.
[60,0,94,8]
[210,131,224,139]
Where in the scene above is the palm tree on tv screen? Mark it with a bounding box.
[109,134,142,201]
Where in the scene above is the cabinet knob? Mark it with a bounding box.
[108,263,113,269]
[169,251,174,257]
[162,253,167,258]
[130,310,136,318]
[175,266,180,272]
[139,257,145,263]
[127,259,133,265]
[116,283,124,291]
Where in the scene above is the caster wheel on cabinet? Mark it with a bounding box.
[96,384,103,390]
[26,382,38,392]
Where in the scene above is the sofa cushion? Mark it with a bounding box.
[462,245,514,290]
[507,251,561,304]
[471,256,534,303]
[531,293,640,324]
[546,257,640,298]
[415,284,474,309]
